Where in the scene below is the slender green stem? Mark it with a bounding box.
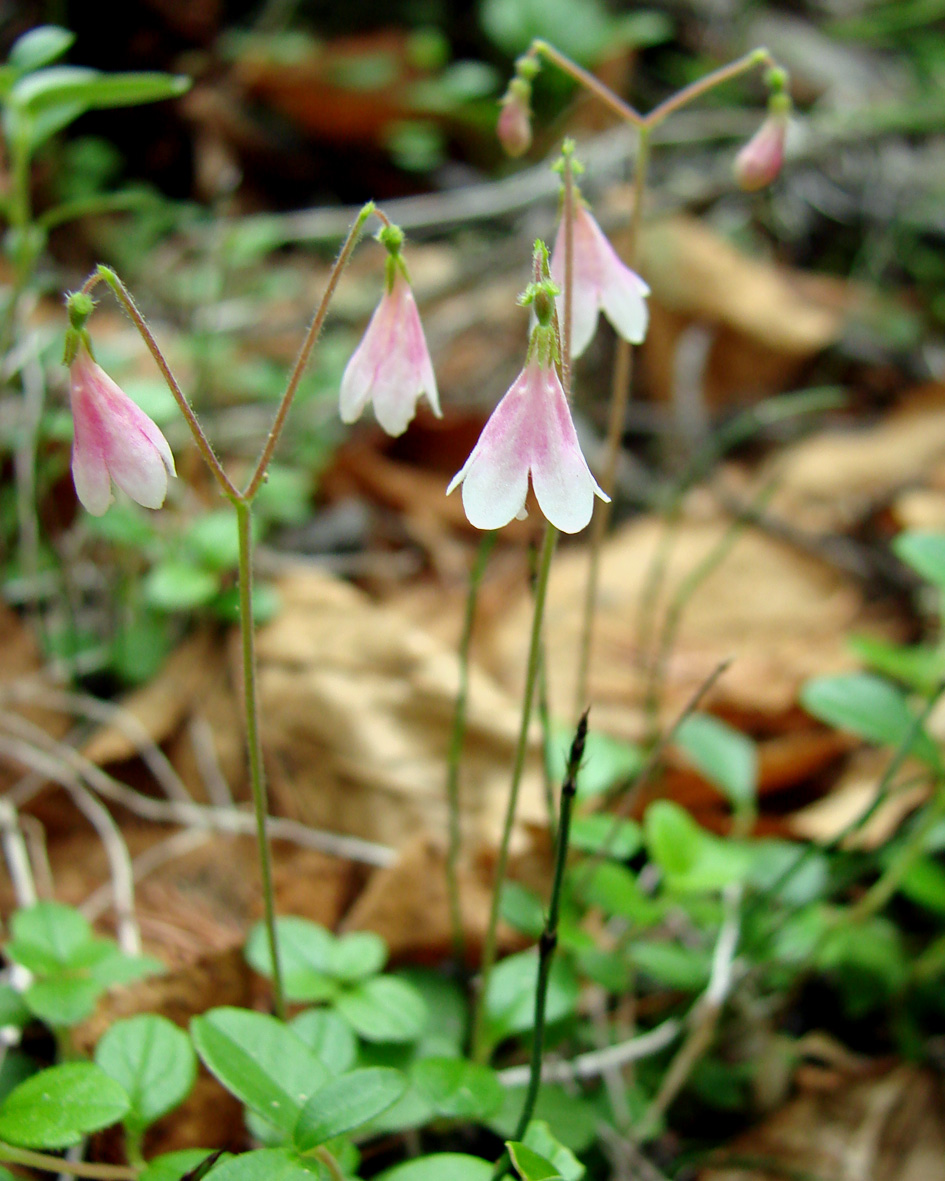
[512,710,586,1140]
[0,1144,136,1180]
[93,267,239,501]
[243,202,375,499]
[531,41,645,126]
[236,498,285,1020]
[471,523,559,1062]
[446,529,497,967]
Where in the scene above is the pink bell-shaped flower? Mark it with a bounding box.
[69,341,176,516]
[448,280,609,534]
[734,108,788,192]
[339,227,440,437]
[550,201,650,359]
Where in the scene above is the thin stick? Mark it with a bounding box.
[0,798,37,908]
[497,1016,680,1087]
[0,1144,136,1181]
[0,726,395,866]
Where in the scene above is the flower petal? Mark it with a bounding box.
[71,427,113,516]
[528,365,609,534]
[599,261,649,345]
[448,371,532,530]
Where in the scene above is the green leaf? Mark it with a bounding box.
[488,1085,597,1154]
[95,1015,196,1131]
[848,634,945,695]
[378,1155,491,1181]
[630,941,711,991]
[204,1149,327,1181]
[22,977,101,1028]
[0,1062,129,1148]
[395,968,467,1058]
[499,882,545,938]
[191,1008,329,1135]
[87,945,164,989]
[12,68,191,113]
[897,856,945,916]
[480,0,615,62]
[412,1057,503,1120]
[0,984,30,1028]
[336,976,427,1043]
[245,918,337,1003]
[579,862,662,925]
[645,800,754,892]
[327,932,387,982]
[7,901,93,972]
[507,1142,563,1181]
[484,952,578,1041]
[521,1120,585,1181]
[674,714,757,809]
[568,815,641,860]
[8,27,75,74]
[290,1009,357,1074]
[144,562,220,612]
[140,1150,228,1181]
[893,530,945,589]
[293,1067,405,1148]
[801,673,941,768]
[184,511,243,572]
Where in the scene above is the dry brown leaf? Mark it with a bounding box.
[257,567,545,850]
[343,833,532,964]
[483,506,903,741]
[634,215,851,407]
[789,748,928,849]
[762,382,945,532]
[699,1062,945,1181]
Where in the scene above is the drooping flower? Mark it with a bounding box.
[734,107,789,192]
[497,78,532,157]
[550,201,650,359]
[339,226,440,437]
[68,340,176,516]
[448,272,609,534]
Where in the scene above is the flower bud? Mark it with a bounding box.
[734,108,788,192]
[497,78,532,157]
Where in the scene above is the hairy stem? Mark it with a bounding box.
[0,1144,136,1180]
[243,202,375,499]
[93,267,239,501]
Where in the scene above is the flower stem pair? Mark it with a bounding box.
[67,201,378,1021]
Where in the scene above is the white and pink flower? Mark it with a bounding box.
[339,270,440,437]
[69,343,176,516]
[734,110,788,192]
[550,202,650,359]
[447,355,609,534]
